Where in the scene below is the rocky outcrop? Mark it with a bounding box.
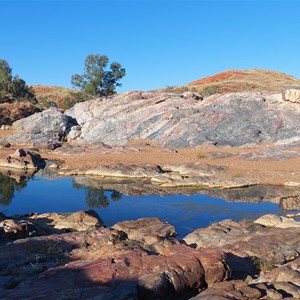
[30,209,104,232]
[63,91,300,147]
[192,257,300,299]
[1,213,300,299]
[191,279,299,299]
[3,90,300,148]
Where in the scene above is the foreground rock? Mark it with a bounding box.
[0,217,229,299]
[0,210,103,243]
[193,257,300,299]
[183,216,300,271]
[1,213,300,299]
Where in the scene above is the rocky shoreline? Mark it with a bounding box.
[0,209,299,299]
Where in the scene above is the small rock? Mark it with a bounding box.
[181,91,203,100]
[284,181,300,187]
[0,125,10,130]
[53,210,104,231]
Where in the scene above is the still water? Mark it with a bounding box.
[0,173,297,237]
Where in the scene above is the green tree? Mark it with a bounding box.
[0,59,36,104]
[0,60,12,101]
[71,54,126,97]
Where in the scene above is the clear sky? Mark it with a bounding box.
[1,0,300,92]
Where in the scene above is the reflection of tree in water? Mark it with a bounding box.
[72,181,123,208]
[86,188,109,208]
[0,173,28,206]
[86,188,123,208]
[111,190,122,201]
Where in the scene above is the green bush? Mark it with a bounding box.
[202,85,219,97]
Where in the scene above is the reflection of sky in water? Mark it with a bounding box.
[0,176,289,238]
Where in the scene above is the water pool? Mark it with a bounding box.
[0,173,298,237]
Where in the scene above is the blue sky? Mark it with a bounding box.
[1,0,300,92]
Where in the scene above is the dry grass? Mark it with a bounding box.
[0,102,40,126]
[31,85,76,107]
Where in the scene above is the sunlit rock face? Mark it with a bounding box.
[2,90,300,148]
[65,91,300,147]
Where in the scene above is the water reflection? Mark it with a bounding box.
[0,172,28,206]
[73,176,300,210]
[1,172,300,237]
[73,182,122,208]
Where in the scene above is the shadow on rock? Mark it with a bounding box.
[0,216,231,300]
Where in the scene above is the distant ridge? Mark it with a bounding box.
[187,69,300,95]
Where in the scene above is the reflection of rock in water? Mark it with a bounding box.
[0,168,35,183]
[206,186,300,210]
[72,176,300,210]
[35,160,60,179]
[279,195,300,210]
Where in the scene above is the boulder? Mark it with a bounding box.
[0,148,45,170]
[31,209,104,232]
[2,108,74,146]
[0,219,38,240]
[113,217,178,254]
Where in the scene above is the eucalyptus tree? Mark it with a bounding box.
[71,54,126,98]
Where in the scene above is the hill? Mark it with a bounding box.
[31,85,76,108]
[187,69,300,96]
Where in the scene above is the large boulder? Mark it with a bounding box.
[2,108,74,146]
